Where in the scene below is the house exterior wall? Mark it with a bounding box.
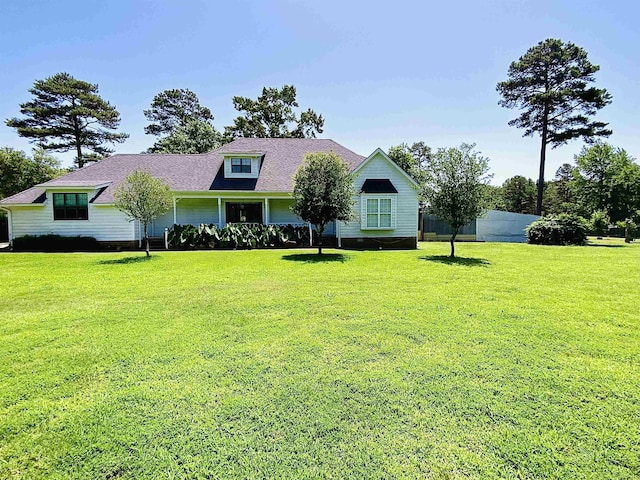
[9,203,134,241]
[476,210,539,242]
[151,198,220,236]
[268,199,300,224]
[339,151,418,245]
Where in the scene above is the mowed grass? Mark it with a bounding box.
[0,240,638,479]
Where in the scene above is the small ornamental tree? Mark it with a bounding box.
[113,170,173,257]
[291,152,356,254]
[423,143,492,257]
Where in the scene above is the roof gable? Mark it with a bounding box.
[353,148,419,188]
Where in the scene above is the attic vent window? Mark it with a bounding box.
[231,158,252,174]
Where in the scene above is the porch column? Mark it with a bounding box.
[308,222,313,247]
[218,198,223,228]
[1,208,12,246]
[264,198,270,225]
[173,197,177,225]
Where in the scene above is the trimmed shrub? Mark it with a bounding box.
[526,214,588,245]
[167,223,317,250]
[13,234,99,252]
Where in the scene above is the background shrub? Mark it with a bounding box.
[526,214,588,245]
[13,234,99,252]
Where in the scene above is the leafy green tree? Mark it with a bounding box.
[502,175,537,214]
[497,39,612,215]
[113,170,173,257]
[144,88,214,137]
[6,73,128,168]
[572,143,640,223]
[387,141,432,182]
[422,143,492,257]
[543,163,577,215]
[292,152,355,254]
[0,147,64,199]
[588,210,610,237]
[225,85,324,141]
[147,120,222,154]
[484,184,506,211]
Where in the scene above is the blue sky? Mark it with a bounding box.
[1,0,637,183]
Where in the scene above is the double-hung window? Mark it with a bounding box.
[231,158,251,174]
[362,196,395,229]
[53,193,88,220]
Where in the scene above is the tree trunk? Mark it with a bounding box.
[625,222,632,243]
[450,227,459,258]
[317,225,324,255]
[536,102,549,216]
[144,223,150,257]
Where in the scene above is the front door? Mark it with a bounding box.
[225,202,263,224]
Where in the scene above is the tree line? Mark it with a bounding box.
[2,37,637,240]
[388,140,640,233]
[4,76,323,169]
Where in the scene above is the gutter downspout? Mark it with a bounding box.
[0,207,12,248]
[337,220,342,248]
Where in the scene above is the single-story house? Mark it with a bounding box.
[0,138,419,249]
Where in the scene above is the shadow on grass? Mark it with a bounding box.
[421,255,490,267]
[282,253,350,263]
[585,243,625,248]
[97,255,159,265]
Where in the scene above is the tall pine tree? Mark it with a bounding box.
[497,39,611,215]
[6,73,128,168]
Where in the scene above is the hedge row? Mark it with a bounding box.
[12,234,99,252]
[167,223,317,249]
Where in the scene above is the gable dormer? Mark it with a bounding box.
[223,152,264,179]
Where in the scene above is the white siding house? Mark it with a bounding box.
[338,149,419,249]
[0,139,419,249]
[8,190,134,242]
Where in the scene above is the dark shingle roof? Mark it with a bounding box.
[0,138,366,205]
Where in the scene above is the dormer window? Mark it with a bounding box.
[223,153,263,179]
[231,158,252,174]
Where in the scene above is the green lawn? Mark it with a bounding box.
[0,241,638,479]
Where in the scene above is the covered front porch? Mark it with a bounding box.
[149,195,335,237]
